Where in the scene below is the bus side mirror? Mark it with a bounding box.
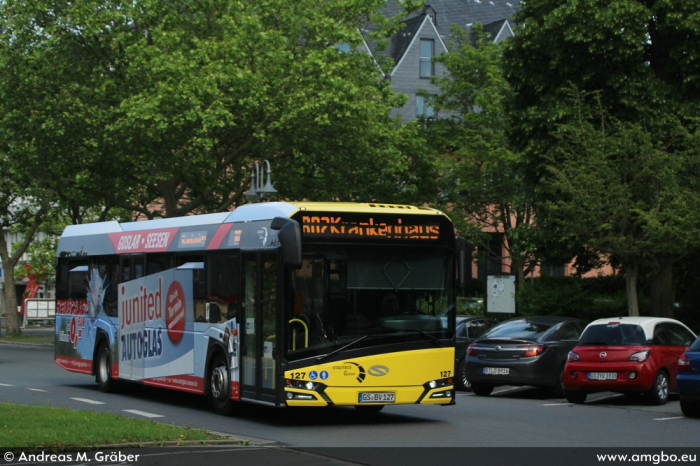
[271,217,302,269]
[456,237,472,290]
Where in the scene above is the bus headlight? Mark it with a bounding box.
[426,378,452,389]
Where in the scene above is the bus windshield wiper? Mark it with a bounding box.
[316,335,369,364]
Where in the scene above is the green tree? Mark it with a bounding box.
[502,0,700,315]
[425,24,537,289]
[0,0,432,220]
[544,91,700,316]
[0,166,51,335]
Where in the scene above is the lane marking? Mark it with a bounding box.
[654,416,684,421]
[123,409,164,418]
[588,393,624,402]
[0,383,14,387]
[492,387,523,394]
[542,403,567,406]
[27,388,48,392]
[71,397,105,405]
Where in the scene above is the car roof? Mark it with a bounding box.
[457,315,491,321]
[502,315,585,324]
[585,316,696,340]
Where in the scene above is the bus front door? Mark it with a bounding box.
[240,252,278,404]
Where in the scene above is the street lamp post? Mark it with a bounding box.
[244,160,278,203]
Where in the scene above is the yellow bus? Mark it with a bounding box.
[54,202,468,414]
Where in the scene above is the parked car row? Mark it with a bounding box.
[455,315,700,418]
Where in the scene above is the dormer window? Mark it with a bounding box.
[416,95,435,119]
[420,39,434,78]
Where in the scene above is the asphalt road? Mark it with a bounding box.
[1,336,699,466]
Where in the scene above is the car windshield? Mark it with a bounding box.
[689,336,700,352]
[481,319,553,340]
[578,323,647,346]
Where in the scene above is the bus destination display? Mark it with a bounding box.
[300,215,440,241]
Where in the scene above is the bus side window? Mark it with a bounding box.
[205,252,240,323]
[68,260,89,300]
[90,256,119,318]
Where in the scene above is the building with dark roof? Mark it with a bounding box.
[364,0,519,121]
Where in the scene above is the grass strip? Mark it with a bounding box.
[0,403,225,451]
[0,334,54,345]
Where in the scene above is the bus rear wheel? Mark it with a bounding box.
[209,353,234,415]
[96,343,114,393]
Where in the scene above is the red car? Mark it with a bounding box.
[563,317,697,405]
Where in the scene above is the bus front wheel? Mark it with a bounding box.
[209,353,234,415]
[96,343,114,393]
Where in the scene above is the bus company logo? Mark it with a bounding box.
[341,362,366,383]
[367,365,389,377]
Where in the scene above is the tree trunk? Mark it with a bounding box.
[511,256,526,291]
[0,232,21,336]
[624,262,640,316]
[650,254,674,318]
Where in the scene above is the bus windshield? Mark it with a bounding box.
[285,244,455,361]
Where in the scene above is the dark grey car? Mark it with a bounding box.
[454,316,497,391]
[465,316,586,397]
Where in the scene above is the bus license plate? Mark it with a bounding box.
[483,367,509,375]
[359,392,396,403]
[589,372,617,380]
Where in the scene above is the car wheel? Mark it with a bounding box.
[456,360,472,392]
[355,405,384,414]
[549,365,566,398]
[565,390,587,404]
[680,399,700,418]
[646,370,669,406]
[471,382,493,396]
[209,353,234,415]
[96,343,115,393]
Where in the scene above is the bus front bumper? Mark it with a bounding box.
[284,384,454,407]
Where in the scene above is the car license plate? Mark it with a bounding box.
[589,372,617,380]
[359,392,396,403]
[483,367,509,375]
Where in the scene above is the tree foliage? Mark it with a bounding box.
[544,90,700,315]
[425,24,537,289]
[502,0,700,315]
[0,0,434,220]
[0,159,51,335]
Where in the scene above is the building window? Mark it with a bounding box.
[420,39,434,77]
[416,95,435,119]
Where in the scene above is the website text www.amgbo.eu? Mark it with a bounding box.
[598,451,697,465]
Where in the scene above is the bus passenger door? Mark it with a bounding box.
[240,252,278,404]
